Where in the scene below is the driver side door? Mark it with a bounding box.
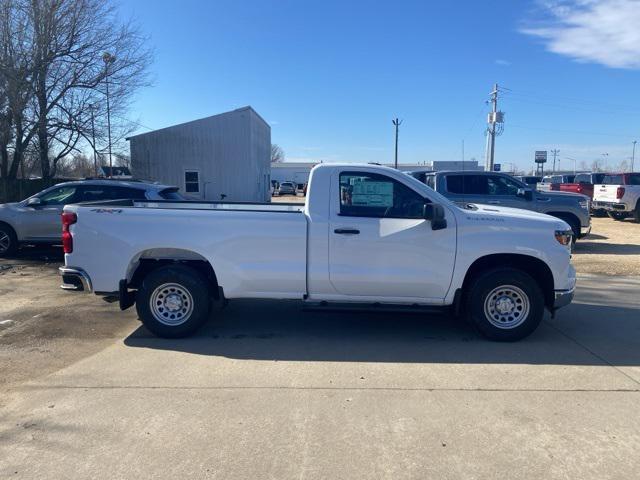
[328,171,456,301]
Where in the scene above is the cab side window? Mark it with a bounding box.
[339,172,427,219]
[487,175,521,196]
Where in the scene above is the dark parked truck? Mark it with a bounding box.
[416,171,591,241]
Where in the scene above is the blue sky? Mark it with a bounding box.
[119,0,640,172]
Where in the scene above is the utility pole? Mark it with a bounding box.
[632,141,637,172]
[89,104,98,177]
[551,149,560,172]
[484,83,503,171]
[392,118,402,169]
[461,140,465,170]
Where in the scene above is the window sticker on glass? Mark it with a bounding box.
[351,181,393,207]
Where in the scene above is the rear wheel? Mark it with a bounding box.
[0,223,18,257]
[465,268,544,342]
[607,211,628,221]
[135,265,211,338]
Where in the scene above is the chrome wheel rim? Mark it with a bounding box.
[0,231,10,253]
[483,284,530,329]
[149,283,194,326]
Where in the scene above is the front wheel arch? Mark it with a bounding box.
[461,253,555,311]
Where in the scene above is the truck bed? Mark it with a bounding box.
[65,200,308,296]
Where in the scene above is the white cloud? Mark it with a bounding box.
[521,0,640,69]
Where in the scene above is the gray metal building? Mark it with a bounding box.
[129,106,271,202]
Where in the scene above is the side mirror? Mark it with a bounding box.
[26,197,42,207]
[517,188,533,201]
[423,203,447,230]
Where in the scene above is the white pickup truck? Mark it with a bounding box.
[60,164,576,341]
[592,173,640,222]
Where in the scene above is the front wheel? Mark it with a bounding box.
[0,223,18,257]
[465,268,544,342]
[136,265,211,338]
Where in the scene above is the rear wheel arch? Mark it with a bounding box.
[462,253,555,310]
[127,248,221,299]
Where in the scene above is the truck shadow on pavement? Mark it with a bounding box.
[573,242,640,255]
[124,298,640,367]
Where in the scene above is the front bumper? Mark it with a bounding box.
[553,286,574,310]
[59,266,92,292]
[580,224,591,237]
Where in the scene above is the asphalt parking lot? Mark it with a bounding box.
[1,218,640,479]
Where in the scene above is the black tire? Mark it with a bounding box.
[0,222,18,257]
[465,268,545,342]
[633,203,640,223]
[607,211,627,221]
[135,264,211,338]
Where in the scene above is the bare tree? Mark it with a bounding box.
[271,143,284,163]
[0,0,151,179]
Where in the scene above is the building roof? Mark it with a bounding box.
[126,106,269,140]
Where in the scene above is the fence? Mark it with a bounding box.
[0,178,73,203]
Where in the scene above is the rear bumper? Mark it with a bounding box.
[553,287,574,310]
[59,266,92,292]
[592,201,629,212]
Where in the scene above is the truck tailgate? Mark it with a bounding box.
[594,184,619,202]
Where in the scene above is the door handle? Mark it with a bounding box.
[334,228,360,235]
[487,200,501,204]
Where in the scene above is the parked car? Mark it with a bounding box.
[547,172,606,216]
[417,171,591,242]
[60,164,575,342]
[550,173,605,198]
[0,179,183,256]
[515,176,542,187]
[278,182,297,195]
[537,174,576,192]
[592,173,640,222]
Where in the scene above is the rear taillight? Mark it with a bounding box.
[61,212,77,254]
[576,185,583,193]
[616,187,625,199]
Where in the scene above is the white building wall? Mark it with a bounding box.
[130,107,271,202]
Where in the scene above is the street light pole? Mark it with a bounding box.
[89,104,98,177]
[102,52,115,178]
[632,141,637,172]
[392,118,402,169]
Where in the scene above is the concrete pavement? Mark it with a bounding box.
[1,273,639,479]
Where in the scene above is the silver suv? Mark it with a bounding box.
[0,179,182,256]
[416,171,591,241]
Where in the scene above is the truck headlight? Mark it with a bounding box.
[555,229,573,247]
